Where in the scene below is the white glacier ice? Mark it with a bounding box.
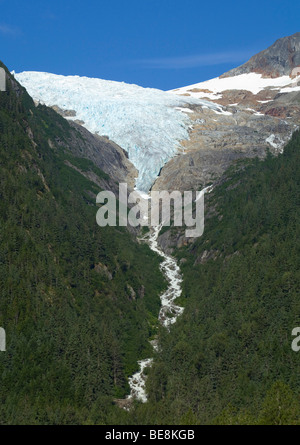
[15,71,220,191]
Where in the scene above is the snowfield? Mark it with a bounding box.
[170,72,300,99]
[15,71,221,191]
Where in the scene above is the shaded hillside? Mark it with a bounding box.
[0,61,165,425]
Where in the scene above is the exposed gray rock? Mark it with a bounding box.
[50,120,138,194]
[51,105,77,117]
[126,284,137,301]
[221,32,300,78]
[152,103,297,193]
[151,34,300,252]
[94,263,113,280]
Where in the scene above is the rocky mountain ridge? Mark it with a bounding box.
[221,32,300,78]
[157,33,300,193]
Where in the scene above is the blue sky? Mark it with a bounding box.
[0,0,299,90]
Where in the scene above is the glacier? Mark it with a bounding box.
[15,71,220,191]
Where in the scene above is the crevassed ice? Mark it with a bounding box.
[15,71,219,191]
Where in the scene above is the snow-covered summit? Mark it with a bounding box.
[15,71,221,191]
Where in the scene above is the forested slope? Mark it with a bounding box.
[0,61,165,425]
[132,130,300,425]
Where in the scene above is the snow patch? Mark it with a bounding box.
[279,85,300,93]
[266,134,284,152]
[174,106,194,114]
[170,73,300,99]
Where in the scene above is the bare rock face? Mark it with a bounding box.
[50,120,138,193]
[152,103,298,193]
[51,105,77,117]
[221,32,300,78]
[153,33,300,196]
[153,34,300,250]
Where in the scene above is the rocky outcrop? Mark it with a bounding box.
[51,105,77,117]
[152,102,297,193]
[94,263,113,280]
[221,32,300,78]
[153,34,300,197]
[152,34,300,251]
[50,120,138,193]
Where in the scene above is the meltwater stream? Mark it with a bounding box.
[126,225,184,404]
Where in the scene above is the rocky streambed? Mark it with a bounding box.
[125,225,184,404]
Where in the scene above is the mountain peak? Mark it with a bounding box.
[221,32,300,79]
